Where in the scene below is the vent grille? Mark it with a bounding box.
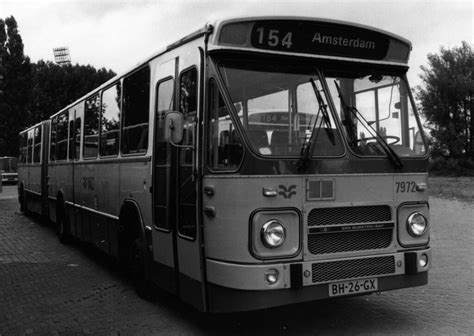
[308,206,391,226]
[308,229,393,254]
[312,256,395,283]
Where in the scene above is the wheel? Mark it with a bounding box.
[19,187,27,213]
[56,202,70,244]
[129,236,156,301]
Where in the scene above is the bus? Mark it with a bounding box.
[0,156,18,184]
[17,16,430,313]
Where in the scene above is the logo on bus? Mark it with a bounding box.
[278,185,297,199]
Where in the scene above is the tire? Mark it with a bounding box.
[56,202,70,244]
[129,236,155,301]
[19,188,26,213]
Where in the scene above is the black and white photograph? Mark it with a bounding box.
[0,0,472,334]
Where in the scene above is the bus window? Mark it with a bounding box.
[74,116,81,160]
[155,78,174,164]
[27,130,33,164]
[84,94,100,158]
[56,112,69,161]
[122,67,150,155]
[50,116,57,161]
[326,74,426,157]
[100,83,121,157]
[19,133,27,164]
[178,67,197,239]
[208,78,243,170]
[179,67,197,164]
[154,77,174,231]
[217,60,345,157]
[33,126,42,163]
[68,119,75,160]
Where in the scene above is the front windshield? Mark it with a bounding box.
[217,60,345,157]
[326,72,426,157]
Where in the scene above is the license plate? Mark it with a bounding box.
[329,278,378,297]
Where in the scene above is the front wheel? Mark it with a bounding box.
[129,236,155,301]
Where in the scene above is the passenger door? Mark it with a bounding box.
[152,58,178,293]
[152,46,204,311]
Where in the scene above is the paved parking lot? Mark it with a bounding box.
[0,185,473,335]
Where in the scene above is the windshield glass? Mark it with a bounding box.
[326,72,426,157]
[217,60,344,157]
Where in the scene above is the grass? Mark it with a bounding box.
[428,176,474,201]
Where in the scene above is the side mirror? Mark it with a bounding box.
[164,111,184,145]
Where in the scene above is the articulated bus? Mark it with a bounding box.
[18,16,430,313]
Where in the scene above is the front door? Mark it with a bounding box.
[152,58,179,293]
[152,47,205,310]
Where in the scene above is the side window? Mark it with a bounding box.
[56,112,69,161]
[154,78,174,231]
[74,116,81,160]
[19,133,27,164]
[100,82,121,157]
[178,67,197,239]
[208,78,243,170]
[84,94,100,158]
[178,67,197,165]
[27,130,33,164]
[33,126,42,163]
[50,117,57,161]
[122,66,150,155]
[155,78,174,165]
[68,119,74,160]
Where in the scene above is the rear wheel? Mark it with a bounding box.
[19,186,29,215]
[56,201,70,244]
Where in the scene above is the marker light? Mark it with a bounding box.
[261,220,286,248]
[419,253,428,268]
[406,212,428,237]
[264,269,279,285]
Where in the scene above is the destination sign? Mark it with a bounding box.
[249,20,390,60]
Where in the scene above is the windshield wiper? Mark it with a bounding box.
[297,77,336,172]
[334,80,403,169]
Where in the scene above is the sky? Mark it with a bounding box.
[1,0,473,88]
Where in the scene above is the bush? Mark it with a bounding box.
[428,157,474,176]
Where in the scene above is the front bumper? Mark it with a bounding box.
[206,248,431,312]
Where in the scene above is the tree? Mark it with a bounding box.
[0,15,116,156]
[0,16,32,156]
[30,61,116,124]
[417,41,473,163]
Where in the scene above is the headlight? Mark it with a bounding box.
[406,212,428,237]
[261,220,286,248]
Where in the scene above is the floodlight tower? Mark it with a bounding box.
[53,47,71,66]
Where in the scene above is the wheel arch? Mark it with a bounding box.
[119,199,146,239]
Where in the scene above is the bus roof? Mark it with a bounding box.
[45,16,412,121]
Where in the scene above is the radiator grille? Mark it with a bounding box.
[312,256,395,283]
[308,229,393,254]
[308,206,391,226]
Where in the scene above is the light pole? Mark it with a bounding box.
[53,47,71,66]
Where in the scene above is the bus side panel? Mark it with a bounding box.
[28,164,42,214]
[119,158,152,227]
[63,165,74,223]
[74,162,97,244]
[97,160,120,256]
